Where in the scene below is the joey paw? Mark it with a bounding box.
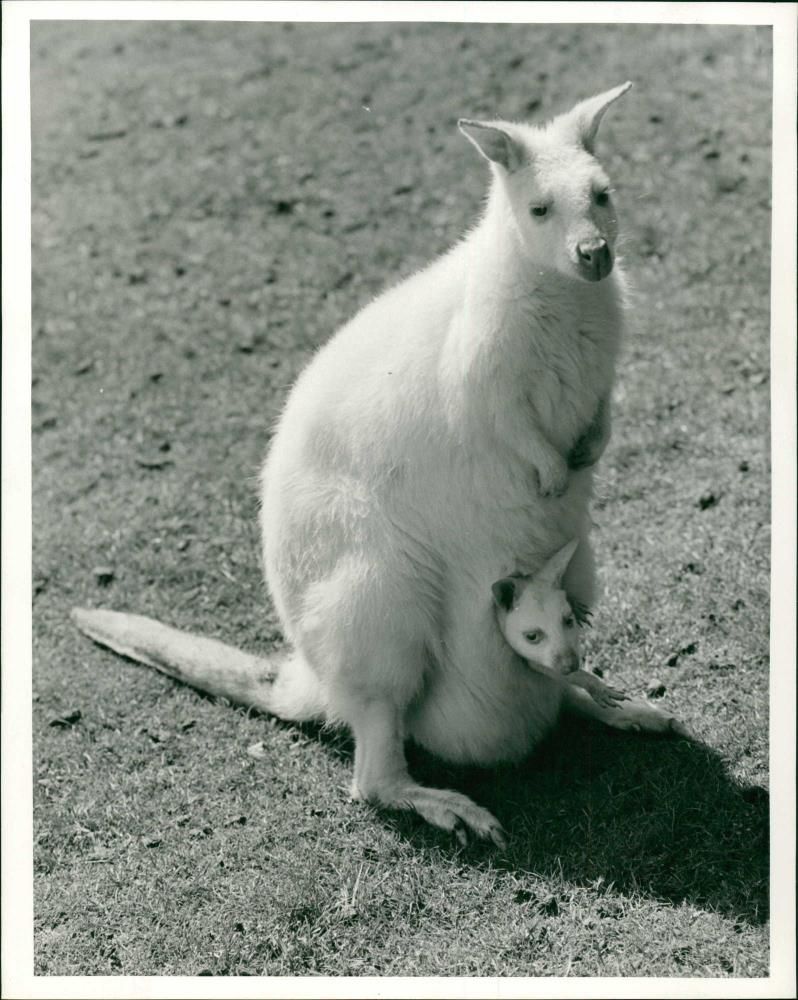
[570,600,593,627]
[593,686,628,708]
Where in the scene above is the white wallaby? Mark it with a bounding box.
[74,83,687,848]
[493,538,628,710]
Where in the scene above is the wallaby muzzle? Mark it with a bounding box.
[555,651,581,675]
[576,238,613,282]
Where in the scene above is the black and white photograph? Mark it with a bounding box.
[3,1,796,995]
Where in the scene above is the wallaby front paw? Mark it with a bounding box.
[536,455,569,497]
[567,438,599,470]
[568,399,609,470]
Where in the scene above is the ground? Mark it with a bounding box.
[32,20,771,977]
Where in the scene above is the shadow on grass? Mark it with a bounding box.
[274,712,768,925]
[395,719,769,927]
[93,660,768,927]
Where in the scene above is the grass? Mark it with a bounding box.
[32,20,772,977]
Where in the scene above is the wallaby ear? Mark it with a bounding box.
[458,119,525,171]
[563,81,632,153]
[537,538,580,588]
[491,578,518,611]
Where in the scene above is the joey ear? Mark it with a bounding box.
[564,81,632,153]
[458,119,525,171]
[491,578,518,611]
[537,538,580,588]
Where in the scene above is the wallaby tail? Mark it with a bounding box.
[71,608,284,713]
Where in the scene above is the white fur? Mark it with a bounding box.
[74,85,689,845]
[259,86,631,839]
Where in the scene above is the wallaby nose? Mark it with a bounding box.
[576,239,612,281]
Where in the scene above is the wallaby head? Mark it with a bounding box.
[459,82,632,283]
[492,538,581,675]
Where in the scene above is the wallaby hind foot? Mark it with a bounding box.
[354,780,508,849]
[346,695,507,847]
[563,683,693,739]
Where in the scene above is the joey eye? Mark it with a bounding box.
[530,204,549,218]
[563,615,575,628]
[595,189,610,207]
[523,630,544,644]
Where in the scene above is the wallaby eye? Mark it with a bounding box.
[523,629,544,644]
[530,204,549,218]
[563,615,575,628]
[595,189,610,207]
